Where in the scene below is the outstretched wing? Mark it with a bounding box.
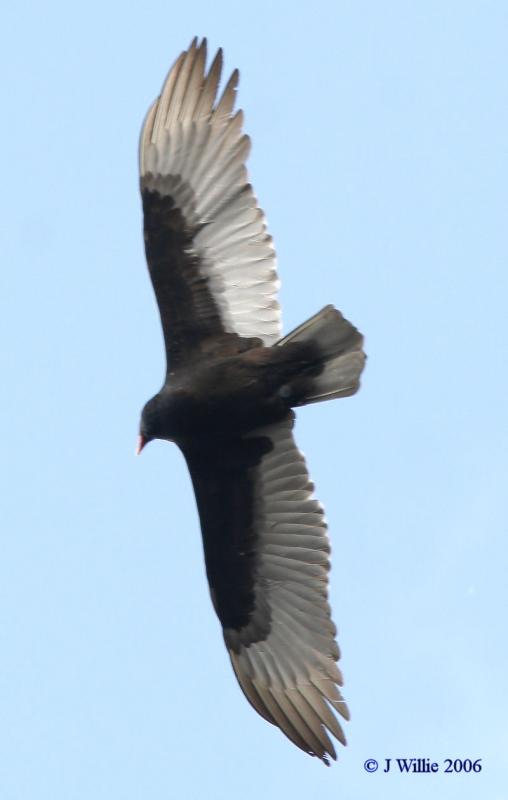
[140,38,281,371]
[183,414,348,764]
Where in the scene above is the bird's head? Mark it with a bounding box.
[136,394,163,455]
[137,390,186,453]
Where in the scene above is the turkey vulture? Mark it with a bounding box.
[137,38,366,764]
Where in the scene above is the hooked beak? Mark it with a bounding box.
[136,434,146,456]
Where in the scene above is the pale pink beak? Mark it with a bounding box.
[136,434,146,456]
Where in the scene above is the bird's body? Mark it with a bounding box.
[137,38,366,764]
[141,336,332,442]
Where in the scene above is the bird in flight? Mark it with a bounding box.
[137,38,366,765]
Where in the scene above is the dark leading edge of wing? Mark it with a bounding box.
[182,414,349,764]
[140,38,282,371]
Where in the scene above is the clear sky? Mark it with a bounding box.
[2,1,507,798]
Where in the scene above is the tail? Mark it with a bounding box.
[276,305,366,405]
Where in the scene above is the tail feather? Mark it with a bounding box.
[277,305,366,405]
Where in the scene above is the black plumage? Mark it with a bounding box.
[137,38,366,764]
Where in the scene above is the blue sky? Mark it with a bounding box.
[2,1,507,798]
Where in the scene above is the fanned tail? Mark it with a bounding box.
[277,305,366,405]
